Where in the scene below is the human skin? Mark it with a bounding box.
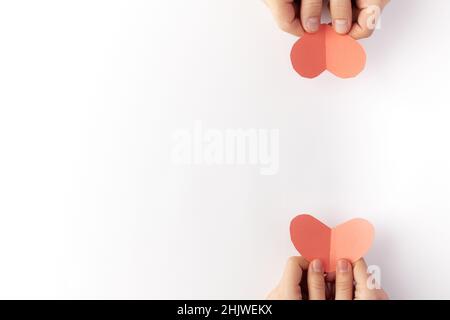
[267,256,389,300]
[264,0,390,39]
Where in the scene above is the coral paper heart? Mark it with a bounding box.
[290,214,374,272]
[290,24,366,79]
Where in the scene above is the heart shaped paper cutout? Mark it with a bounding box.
[290,24,366,79]
[290,214,374,272]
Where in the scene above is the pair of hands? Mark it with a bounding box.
[265,1,389,296]
[268,257,388,300]
[265,0,390,39]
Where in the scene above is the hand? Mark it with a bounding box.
[264,0,390,39]
[267,256,389,300]
[352,258,389,300]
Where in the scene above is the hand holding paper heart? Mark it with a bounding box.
[290,24,366,79]
[265,0,390,40]
[267,256,389,300]
[290,214,374,272]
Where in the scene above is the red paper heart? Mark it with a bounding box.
[290,24,366,79]
[290,214,374,272]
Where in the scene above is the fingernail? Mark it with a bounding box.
[306,17,320,33]
[312,259,323,273]
[337,260,350,273]
[334,19,349,34]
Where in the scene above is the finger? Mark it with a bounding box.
[353,258,376,300]
[300,0,323,33]
[265,0,304,37]
[278,256,309,300]
[349,8,376,40]
[353,258,370,289]
[335,260,354,300]
[349,0,390,39]
[353,258,389,300]
[307,259,326,300]
[330,0,352,34]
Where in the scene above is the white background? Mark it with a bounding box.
[0,0,449,299]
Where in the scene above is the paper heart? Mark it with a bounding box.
[290,24,366,79]
[290,214,374,272]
